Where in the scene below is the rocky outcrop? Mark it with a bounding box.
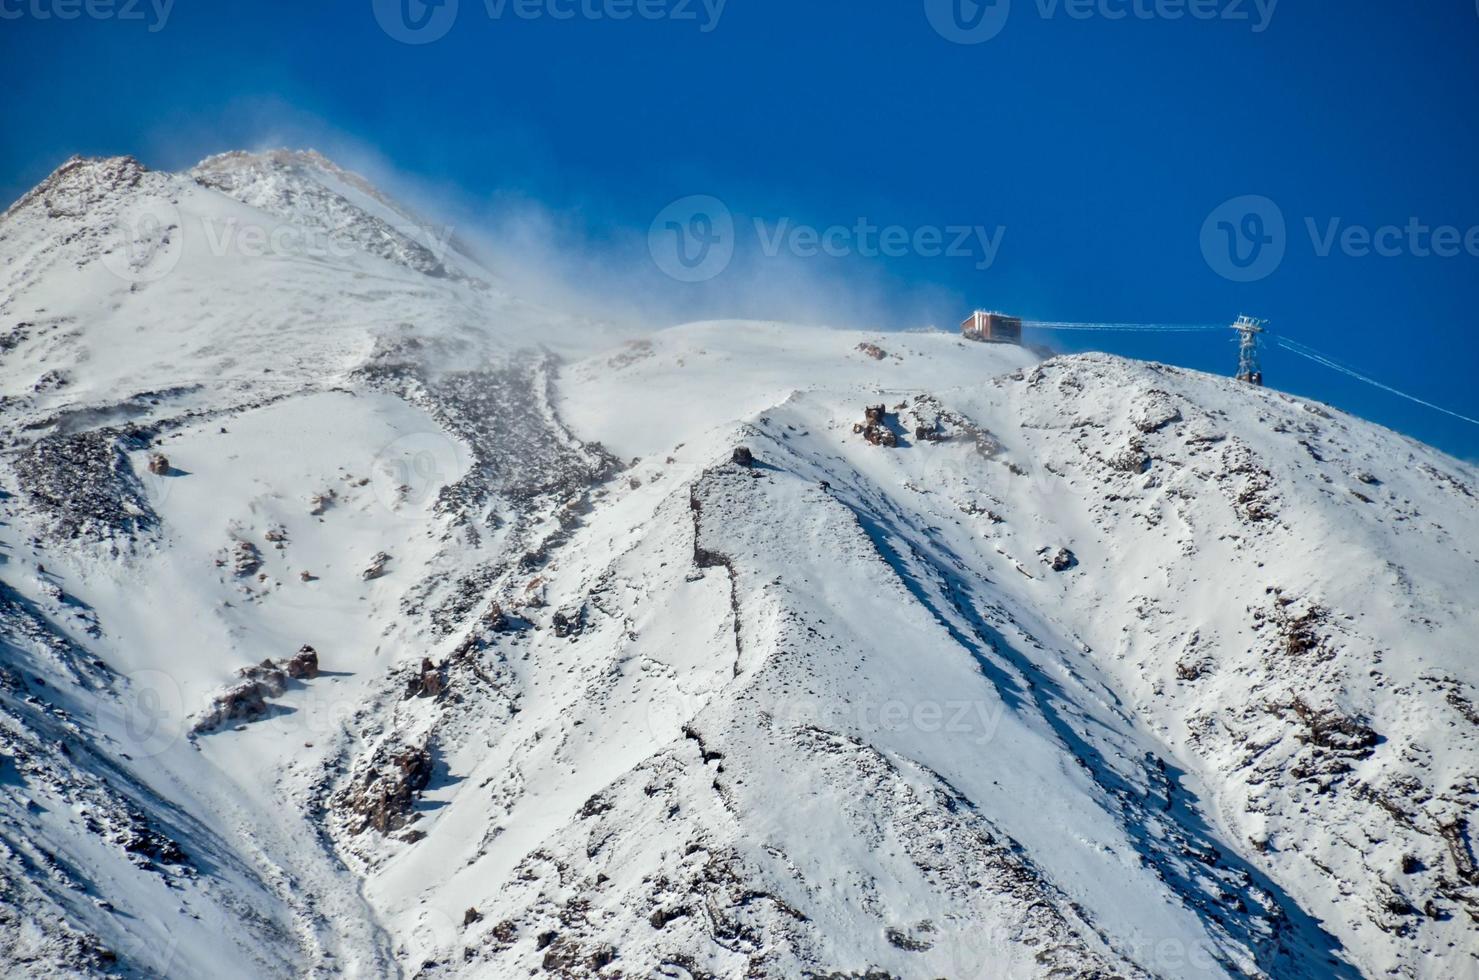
[192,648,322,733]
[852,404,897,447]
[335,739,434,836]
[362,551,391,581]
[11,428,159,544]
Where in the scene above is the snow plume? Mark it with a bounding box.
[447,190,970,333]
[121,105,968,337]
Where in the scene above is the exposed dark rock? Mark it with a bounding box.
[308,489,336,515]
[336,740,434,836]
[230,539,263,577]
[913,423,944,443]
[552,605,586,639]
[1438,819,1477,885]
[193,676,274,733]
[1039,547,1078,572]
[541,937,616,975]
[284,645,319,679]
[731,446,754,467]
[850,405,899,447]
[482,601,508,631]
[884,925,933,952]
[193,648,324,733]
[12,428,158,543]
[362,551,391,580]
[649,905,691,929]
[407,657,445,699]
[1271,698,1380,759]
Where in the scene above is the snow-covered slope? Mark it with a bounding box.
[1,153,1475,979]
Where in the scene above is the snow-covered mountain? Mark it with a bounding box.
[1,151,1476,980]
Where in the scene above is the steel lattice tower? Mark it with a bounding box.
[1232,315,1268,385]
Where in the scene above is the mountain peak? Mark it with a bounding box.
[2,153,153,223]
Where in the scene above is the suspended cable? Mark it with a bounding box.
[1022,321,1226,333]
[1275,337,1479,428]
[1010,313,1478,428]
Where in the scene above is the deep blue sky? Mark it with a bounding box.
[3,0,1477,459]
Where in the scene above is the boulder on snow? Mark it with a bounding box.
[230,539,263,577]
[1039,547,1078,572]
[308,489,336,516]
[362,551,391,581]
[731,446,754,467]
[285,645,319,679]
[146,452,170,476]
[192,647,324,733]
[853,405,898,447]
[193,680,273,733]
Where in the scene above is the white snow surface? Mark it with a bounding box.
[1,151,1477,980]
